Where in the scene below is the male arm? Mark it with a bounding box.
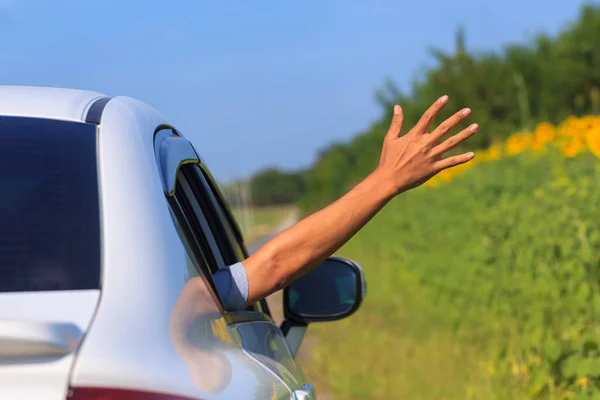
[216,96,479,310]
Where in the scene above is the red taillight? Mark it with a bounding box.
[68,387,203,400]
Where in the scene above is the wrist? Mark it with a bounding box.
[368,167,399,201]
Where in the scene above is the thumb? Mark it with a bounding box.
[385,105,403,140]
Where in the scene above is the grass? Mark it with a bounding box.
[231,204,296,242]
[298,151,600,399]
[301,240,512,400]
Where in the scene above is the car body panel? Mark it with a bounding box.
[0,110,103,400]
[0,291,100,331]
[232,321,307,388]
[152,127,311,393]
[0,85,105,122]
[69,96,293,399]
[0,87,307,400]
[0,291,100,400]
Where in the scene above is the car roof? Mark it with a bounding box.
[0,85,108,122]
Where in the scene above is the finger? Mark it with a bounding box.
[413,95,448,134]
[430,107,472,142]
[385,105,404,140]
[431,123,479,157]
[434,151,475,171]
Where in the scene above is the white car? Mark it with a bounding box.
[0,86,367,400]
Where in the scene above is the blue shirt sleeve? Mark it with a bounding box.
[212,262,249,311]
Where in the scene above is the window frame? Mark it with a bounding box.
[179,165,268,314]
[179,165,236,267]
[191,165,272,316]
[165,193,222,304]
[155,127,224,306]
[154,127,271,316]
[176,169,227,270]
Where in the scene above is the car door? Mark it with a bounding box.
[154,128,312,398]
[189,163,310,390]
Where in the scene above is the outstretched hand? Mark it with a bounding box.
[377,95,478,194]
[244,95,479,305]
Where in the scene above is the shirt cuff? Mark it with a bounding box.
[212,261,249,311]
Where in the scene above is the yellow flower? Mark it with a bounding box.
[487,145,502,160]
[534,122,555,144]
[505,132,532,155]
[479,144,502,161]
[531,138,546,152]
[560,135,586,158]
[587,126,600,158]
[576,377,589,388]
[561,143,580,158]
[437,169,454,182]
[424,114,597,189]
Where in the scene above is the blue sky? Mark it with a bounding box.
[0,0,589,182]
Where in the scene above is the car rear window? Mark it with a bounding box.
[0,116,100,292]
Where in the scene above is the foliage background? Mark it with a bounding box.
[232,5,600,399]
[238,5,600,210]
[303,117,600,399]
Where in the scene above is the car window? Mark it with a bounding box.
[191,165,271,316]
[155,130,269,314]
[177,165,268,313]
[191,166,245,260]
[0,117,100,293]
[170,168,226,274]
[166,202,222,302]
[177,169,227,269]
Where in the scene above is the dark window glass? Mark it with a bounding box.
[174,172,225,273]
[194,166,271,315]
[0,117,100,292]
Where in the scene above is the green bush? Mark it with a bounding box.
[297,4,600,214]
[304,151,600,399]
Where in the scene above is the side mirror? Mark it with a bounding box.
[283,256,367,324]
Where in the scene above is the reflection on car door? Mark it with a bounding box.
[184,163,309,391]
[156,128,312,396]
